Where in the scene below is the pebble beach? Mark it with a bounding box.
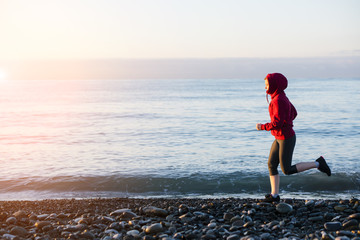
[0,197,359,240]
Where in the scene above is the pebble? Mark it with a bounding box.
[207,222,217,228]
[80,230,95,239]
[324,221,342,231]
[110,208,132,216]
[334,237,350,240]
[224,212,235,221]
[334,205,348,212]
[336,230,356,237]
[143,206,168,217]
[0,198,359,239]
[5,217,17,225]
[35,220,52,229]
[342,219,359,230]
[9,226,28,237]
[276,202,293,214]
[126,229,140,236]
[145,223,163,234]
[227,234,240,240]
[111,209,138,220]
[309,215,324,221]
[2,234,17,240]
[37,214,49,220]
[12,210,27,219]
[348,213,360,219]
[260,232,271,239]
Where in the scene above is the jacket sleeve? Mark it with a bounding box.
[261,99,287,131]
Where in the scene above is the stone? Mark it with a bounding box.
[232,220,244,227]
[243,221,254,228]
[309,211,323,217]
[347,213,360,220]
[308,215,324,221]
[80,230,95,239]
[324,221,342,231]
[204,234,217,239]
[230,215,242,223]
[194,211,208,219]
[224,212,235,221]
[260,233,271,239]
[305,200,315,207]
[315,200,325,207]
[10,226,28,237]
[334,205,347,212]
[207,222,217,228]
[126,230,139,237]
[321,231,332,240]
[334,237,350,240]
[179,204,190,214]
[104,229,119,235]
[57,213,68,219]
[119,211,138,220]
[112,234,123,240]
[37,214,49,220]
[101,216,115,223]
[64,224,85,232]
[35,221,52,229]
[335,230,355,238]
[179,212,193,222]
[276,203,293,214]
[12,210,27,219]
[5,217,17,225]
[342,219,358,230]
[146,223,163,234]
[48,213,57,219]
[143,206,168,217]
[110,209,133,216]
[2,234,18,240]
[101,237,112,240]
[173,232,184,239]
[227,234,239,240]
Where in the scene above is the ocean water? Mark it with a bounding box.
[0,78,359,200]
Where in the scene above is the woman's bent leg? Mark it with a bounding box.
[279,135,298,175]
[279,135,320,173]
[295,162,317,172]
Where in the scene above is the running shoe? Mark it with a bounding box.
[316,156,331,176]
[262,193,280,203]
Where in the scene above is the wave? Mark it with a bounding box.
[0,172,358,199]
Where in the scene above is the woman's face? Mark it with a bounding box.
[265,78,269,91]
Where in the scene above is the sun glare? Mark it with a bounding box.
[0,69,8,83]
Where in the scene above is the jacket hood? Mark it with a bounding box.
[266,73,288,97]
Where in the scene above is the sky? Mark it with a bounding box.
[0,0,359,79]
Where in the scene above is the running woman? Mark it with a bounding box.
[256,73,331,202]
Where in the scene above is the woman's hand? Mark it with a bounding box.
[256,123,263,130]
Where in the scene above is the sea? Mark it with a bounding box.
[0,78,359,200]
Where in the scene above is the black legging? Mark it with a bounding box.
[268,135,298,176]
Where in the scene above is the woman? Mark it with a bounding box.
[256,73,331,202]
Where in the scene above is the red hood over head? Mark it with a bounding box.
[266,73,288,97]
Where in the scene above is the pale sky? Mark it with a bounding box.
[1,0,359,60]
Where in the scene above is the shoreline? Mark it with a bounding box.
[0,197,359,239]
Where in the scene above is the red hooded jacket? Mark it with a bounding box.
[261,73,297,140]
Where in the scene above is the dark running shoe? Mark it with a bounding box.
[262,193,280,203]
[316,156,331,176]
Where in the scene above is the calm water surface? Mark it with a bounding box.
[0,78,359,200]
